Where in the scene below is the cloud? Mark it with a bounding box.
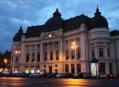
[0,0,119,52]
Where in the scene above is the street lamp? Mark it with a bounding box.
[3,58,8,73]
[71,41,77,50]
[15,50,21,55]
[14,50,21,73]
[91,58,98,77]
[4,58,8,67]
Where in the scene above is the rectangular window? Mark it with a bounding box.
[66,49,69,60]
[54,41,59,46]
[37,44,40,51]
[49,66,52,73]
[37,52,40,62]
[55,69,58,73]
[50,50,53,60]
[109,63,113,74]
[44,51,47,61]
[65,40,68,46]
[99,63,105,74]
[65,64,69,73]
[77,64,81,73]
[77,48,80,59]
[31,53,35,62]
[91,49,95,58]
[43,43,47,49]
[71,64,75,74]
[37,44,40,48]
[49,42,53,46]
[26,53,29,62]
[44,70,46,74]
[56,49,59,60]
[107,48,110,57]
[36,65,40,69]
[15,56,18,63]
[99,48,104,57]
[71,50,75,59]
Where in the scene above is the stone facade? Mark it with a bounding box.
[10,8,119,76]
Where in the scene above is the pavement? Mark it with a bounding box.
[0,77,119,87]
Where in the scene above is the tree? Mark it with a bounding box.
[0,50,11,68]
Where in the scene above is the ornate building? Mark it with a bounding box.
[11,8,119,76]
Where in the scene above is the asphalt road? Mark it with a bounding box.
[0,77,119,87]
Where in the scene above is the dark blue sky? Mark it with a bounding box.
[0,0,119,52]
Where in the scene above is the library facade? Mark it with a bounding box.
[11,8,119,76]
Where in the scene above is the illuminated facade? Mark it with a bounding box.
[11,8,119,76]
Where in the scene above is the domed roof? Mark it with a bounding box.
[63,14,91,31]
[45,8,64,27]
[111,30,119,36]
[91,7,108,29]
[13,26,24,42]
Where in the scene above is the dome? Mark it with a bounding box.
[91,7,108,29]
[111,30,119,36]
[13,26,24,42]
[45,8,64,27]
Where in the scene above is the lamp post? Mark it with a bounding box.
[91,58,98,77]
[4,58,8,73]
[14,50,21,73]
[70,41,77,74]
[71,41,77,50]
[4,58,8,68]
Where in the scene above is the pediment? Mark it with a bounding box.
[41,32,60,39]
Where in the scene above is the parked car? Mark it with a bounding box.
[107,74,118,79]
[63,73,74,78]
[73,72,91,79]
[29,73,41,78]
[55,73,65,78]
[12,72,22,77]
[20,72,30,77]
[98,73,106,79]
[47,73,57,78]
[39,73,49,78]
[0,72,4,77]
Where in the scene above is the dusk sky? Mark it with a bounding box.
[0,0,119,52]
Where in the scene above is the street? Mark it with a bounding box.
[0,77,119,87]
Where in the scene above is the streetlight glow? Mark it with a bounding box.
[4,58,8,65]
[71,41,77,50]
[15,50,20,54]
